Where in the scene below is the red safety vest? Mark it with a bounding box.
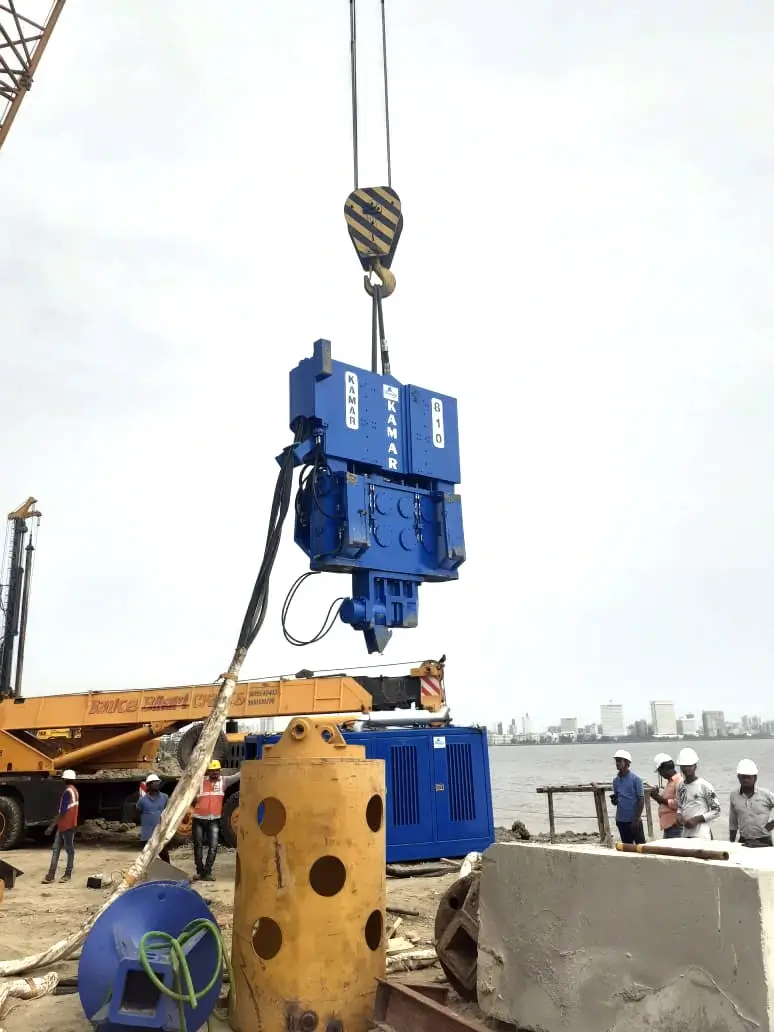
[193,777,224,819]
[57,785,79,831]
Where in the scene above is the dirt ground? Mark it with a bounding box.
[0,835,464,1032]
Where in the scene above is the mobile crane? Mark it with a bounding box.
[0,498,448,848]
[0,654,448,849]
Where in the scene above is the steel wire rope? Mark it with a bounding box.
[349,0,394,189]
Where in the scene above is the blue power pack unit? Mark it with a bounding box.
[243,725,494,864]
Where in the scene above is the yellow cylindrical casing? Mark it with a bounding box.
[230,717,386,1032]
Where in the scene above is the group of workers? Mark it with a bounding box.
[611,748,774,847]
[41,759,237,884]
[40,745,774,883]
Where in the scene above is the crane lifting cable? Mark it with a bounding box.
[345,0,402,376]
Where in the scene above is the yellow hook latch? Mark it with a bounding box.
[363,259,396,299]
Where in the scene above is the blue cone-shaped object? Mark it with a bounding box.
[78,880,223,1031]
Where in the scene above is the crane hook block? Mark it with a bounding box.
[345,186,403,275]
[286,339,466,654]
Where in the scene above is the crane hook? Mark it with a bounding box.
[364,259,396,298]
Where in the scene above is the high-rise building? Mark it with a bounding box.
[257,717,276,734]
[522,714,533,736]
[650,701,677,738]
[600,704,626,738]
[560,717,578,735]
[632,719,649,738]
[702,710,726,738]
[677,715,698,736]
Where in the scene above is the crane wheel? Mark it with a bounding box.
[176,808,194,840]
[220,791,240,849]
[0,795,25,851]
[175,723,229,769]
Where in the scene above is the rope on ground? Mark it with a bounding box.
[0,645,248,978]
[0,971,59,1025]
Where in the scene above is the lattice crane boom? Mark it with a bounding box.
[0,0,67,151]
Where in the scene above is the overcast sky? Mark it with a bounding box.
[1,1,772,731]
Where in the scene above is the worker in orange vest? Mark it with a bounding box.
[192,759,238,881]
[43,769,79,884]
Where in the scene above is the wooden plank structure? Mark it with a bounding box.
[536,783,655,848]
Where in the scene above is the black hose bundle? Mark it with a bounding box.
[237,422,306,651]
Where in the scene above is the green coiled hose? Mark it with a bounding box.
[138,918,234,1032]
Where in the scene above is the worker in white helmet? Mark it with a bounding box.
[649,754,682,839]
[136,773,171,864]
[610,749,645,844]
[729,759,774,847]
[675,747,720,839]
[42,768,79,884]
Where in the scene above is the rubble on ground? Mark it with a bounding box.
[495,822,600,845]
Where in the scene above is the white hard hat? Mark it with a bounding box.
[61,769,76,780]
[145,773,161,784]
[653,752,673,770]
[736,759,759,776]
[677,747,699,767]
[613,749,632,762]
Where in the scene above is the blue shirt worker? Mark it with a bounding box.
[610,749,646,844]
[136,773,171,864]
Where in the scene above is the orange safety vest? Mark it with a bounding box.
[57,785,79,832]
[193,776,224,819]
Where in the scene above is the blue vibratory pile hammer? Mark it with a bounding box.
[286,338,466,653]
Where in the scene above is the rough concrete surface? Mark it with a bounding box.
[478,840,774,1032]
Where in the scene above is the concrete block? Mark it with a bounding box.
[477,840,774,1031]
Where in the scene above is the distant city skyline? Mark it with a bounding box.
[487,704,773,746]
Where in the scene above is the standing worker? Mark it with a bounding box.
[729,759,774,847]
[610,749,646,844]
[649,753,682,839]
[676,747,720,839]
[136,773,171,863]
[42,768,78,884]
[192,759,238,881]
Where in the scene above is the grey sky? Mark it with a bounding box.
[1,1,772,730]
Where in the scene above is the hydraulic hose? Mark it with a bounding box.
[139,919,234,1032]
